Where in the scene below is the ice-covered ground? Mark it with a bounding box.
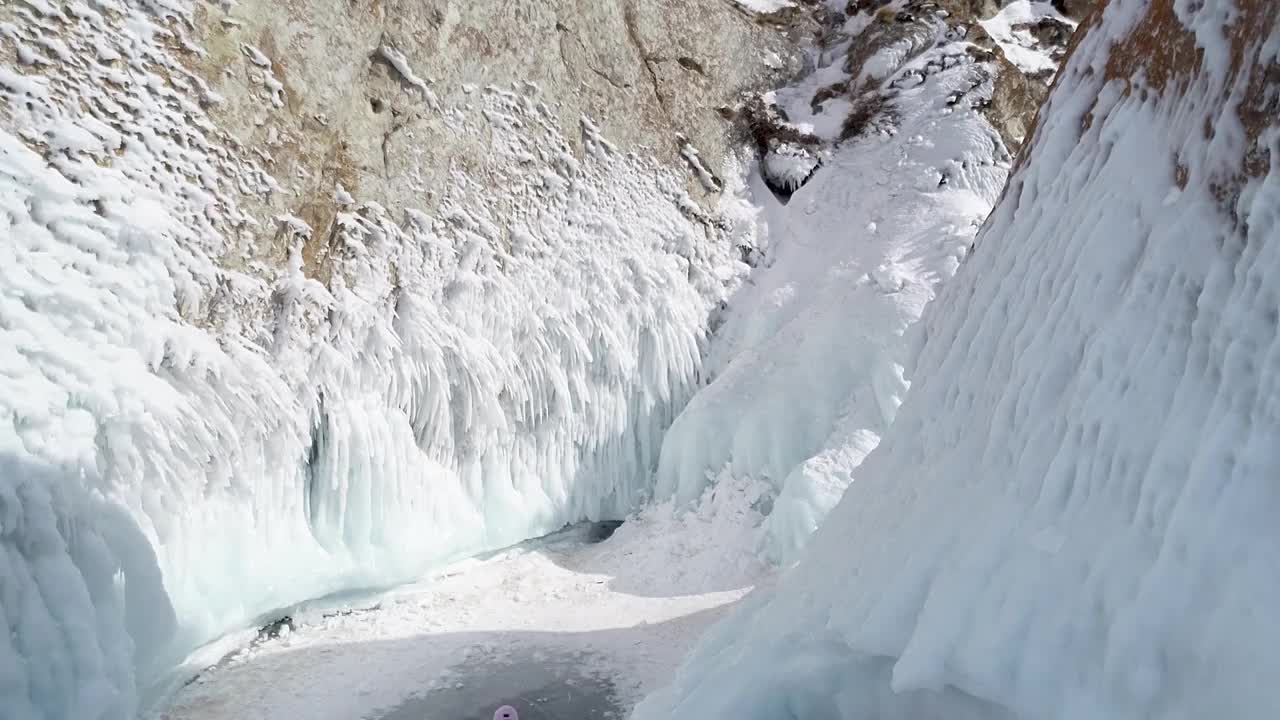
[636,1,1280,719]
[156,476,771,720]
[19,0,1268,718]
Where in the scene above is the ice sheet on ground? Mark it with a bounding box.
[375,651,623,720]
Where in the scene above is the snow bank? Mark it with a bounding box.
[636,1,1280,718]
[654,14,1009,562]
[0,3,754,717]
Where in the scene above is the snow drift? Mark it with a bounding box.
[635,1,1280,718]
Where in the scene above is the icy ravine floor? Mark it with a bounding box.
[157,479,772,720]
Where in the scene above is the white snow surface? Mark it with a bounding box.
[636,2,1280,719]
[656,15,1010,562]
[0,2,757,718]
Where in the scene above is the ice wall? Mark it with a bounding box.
[0,3,756,718]
[636,1,1280,718]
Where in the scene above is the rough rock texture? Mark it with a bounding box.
[976,49,1049,149]
[203,2,796,188]
[1051,0,1092,20]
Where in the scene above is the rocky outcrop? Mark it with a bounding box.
[971,48,1049,149]
[1051,0,1091,20]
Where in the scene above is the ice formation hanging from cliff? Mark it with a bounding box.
[0,2,761,717]
[635,0,1280,718]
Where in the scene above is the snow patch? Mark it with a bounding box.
[730,0,796,14]
[377,43,438,105]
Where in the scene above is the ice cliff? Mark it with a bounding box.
[635,0,1280,718]
[0,0,796,716]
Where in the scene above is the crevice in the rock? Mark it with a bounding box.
[554,21,633,91]
[620,2,668,113]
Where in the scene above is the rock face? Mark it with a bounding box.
[0,0,801,279]
[1051,0,1091,20]
[634,0,1280,719]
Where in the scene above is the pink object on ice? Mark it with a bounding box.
[494,706,518,720]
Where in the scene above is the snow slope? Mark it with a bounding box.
[0,3,758,718]
[653,10,1011,562]
[635,1,1280,718]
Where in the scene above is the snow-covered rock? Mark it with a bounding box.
[635,1,1280,718]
